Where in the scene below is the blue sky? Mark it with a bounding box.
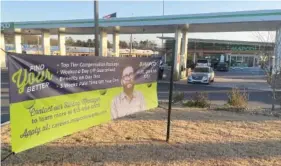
[1,1,281,45]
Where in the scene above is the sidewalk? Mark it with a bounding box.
[158,78,187,85]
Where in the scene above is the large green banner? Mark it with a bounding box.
[8,53,160,153]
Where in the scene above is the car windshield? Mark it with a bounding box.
[194,67,209,73]
[197,60,208,63]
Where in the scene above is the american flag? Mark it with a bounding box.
[103,12,117,19]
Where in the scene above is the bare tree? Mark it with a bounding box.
[253,31,275,70]
[253,31,281,110]
[271,66,281,110]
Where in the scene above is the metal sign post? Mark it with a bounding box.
[166,39,175,142]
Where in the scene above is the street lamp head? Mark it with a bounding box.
[114,26,120,32]
[181,24,189,31]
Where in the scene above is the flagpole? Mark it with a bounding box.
[162,0,165,62]
[130,13,133,57]
[37,35,39,54]
[94,0,99,56]
[130,34,132,56]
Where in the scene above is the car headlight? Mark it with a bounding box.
[203,76,208,80]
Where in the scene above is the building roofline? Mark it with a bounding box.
[158,37,275,46]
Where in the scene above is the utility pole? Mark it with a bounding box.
[161,0,164,47]
[94,0,99,56]
[130,34,133,56]
[37,35,40,54]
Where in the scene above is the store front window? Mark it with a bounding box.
[230,55,255,67]
[230,56,236,67]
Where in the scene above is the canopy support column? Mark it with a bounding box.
[58,28,66,56]
[181,28,188,78]
[113,27,120,57]
[0,33,6,68]
[174,27,182,80]
[42,30,51,55]
[99,28,107,56]
[14,28,22,53]
[275,28,281,71]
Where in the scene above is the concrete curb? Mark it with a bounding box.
[158,81,281,92]
[1,121,10,126]
[159,100,169,102]
[158,81,186,85]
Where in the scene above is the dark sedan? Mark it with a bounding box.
[216,62,229,71]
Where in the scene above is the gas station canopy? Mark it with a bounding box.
[2,9,281,35]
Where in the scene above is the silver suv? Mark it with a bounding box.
[188,66,215,84]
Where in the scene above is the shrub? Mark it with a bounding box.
[227,88,248,108]
[173,91,184,103]
[215,104,247,113]
[182,92,210,108]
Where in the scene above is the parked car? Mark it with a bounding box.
[188,66,215,84]
[216,62,229,71]
[211,59,219,70]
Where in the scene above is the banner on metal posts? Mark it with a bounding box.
[8,53,160,153]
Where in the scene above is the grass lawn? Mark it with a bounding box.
[1,107,281,166]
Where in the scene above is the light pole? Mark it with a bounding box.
[161,0,164,47]
[130,34,133,56]
[37,35,40,54]
[162,0,165,62]
[94,0,99,56]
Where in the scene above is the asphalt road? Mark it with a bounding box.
[1,68,278,124]
[157,83,278,107]
[1,70,9,124]
[159,67,278,108]
[1,82,278,124]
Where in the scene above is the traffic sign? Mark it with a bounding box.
[1,22,14,31]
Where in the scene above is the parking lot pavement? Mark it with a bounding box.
[157,67,280,109]
[212,68,281,91]
[210,71,272,91]
[159,76,272,91]
[1,70,10,124]
[160,68,274,91]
